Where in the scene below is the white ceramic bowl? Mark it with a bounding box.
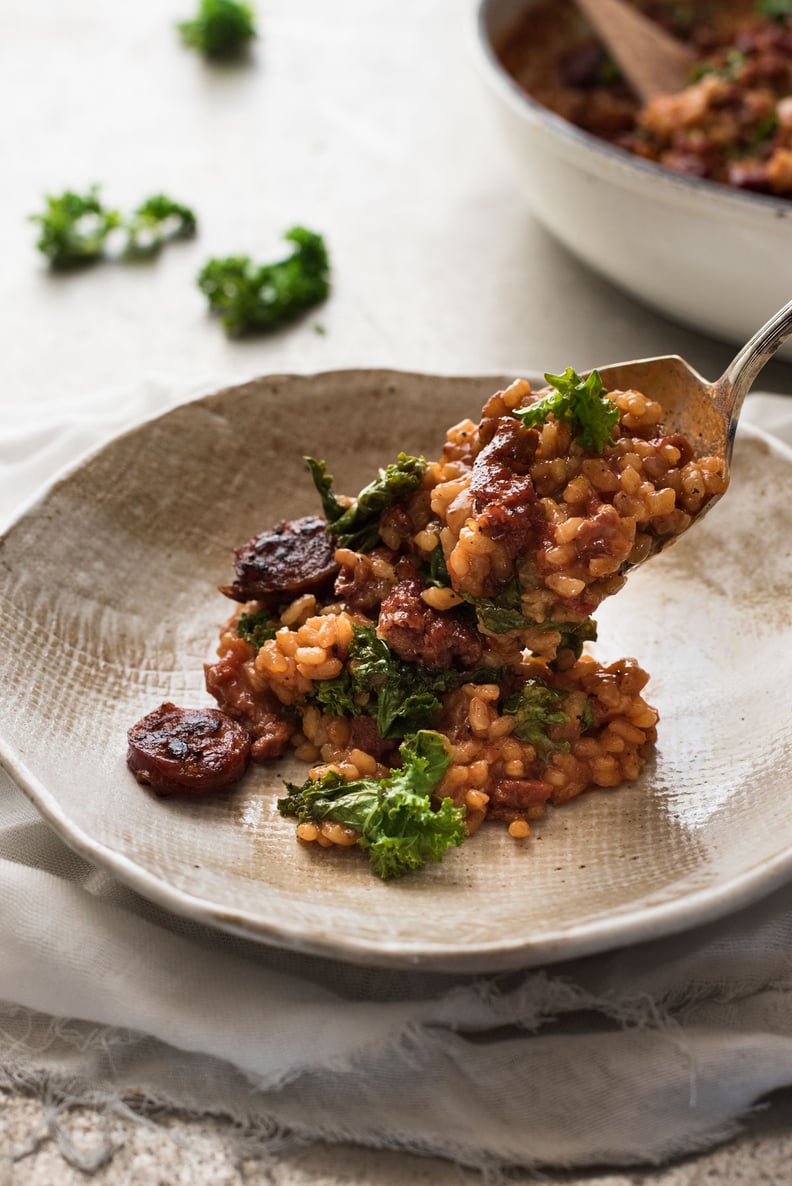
[473,0,792,359]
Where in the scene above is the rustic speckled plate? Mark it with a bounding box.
[1,370,791,972]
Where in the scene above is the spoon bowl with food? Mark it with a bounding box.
[589,294,792,574]
[474,0,792,357]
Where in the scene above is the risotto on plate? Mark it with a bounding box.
[127,369,726,878]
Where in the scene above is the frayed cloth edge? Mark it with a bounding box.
[0,1053,750,1181]
[0,1003,758,1180]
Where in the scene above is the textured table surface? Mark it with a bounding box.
[3,1087,792,1185]
[2,0,792,1182]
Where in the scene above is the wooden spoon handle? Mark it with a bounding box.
[574,0,695,103]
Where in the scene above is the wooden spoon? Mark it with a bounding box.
[574,0,696,102]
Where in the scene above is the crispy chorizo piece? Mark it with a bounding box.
[221,516,338,602]
[250,722,294,763]
[127,702,250,796]
[468,419,546,562]
[204,636,295,762]
[471,417,538,502]
[486,777,553,821]
[377,504,414,550]
[379,489,434,549]
[377,577,483,669]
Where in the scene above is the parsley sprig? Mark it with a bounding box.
[198,227,330,336]
[514,368,619,453]
[31,187,197,270]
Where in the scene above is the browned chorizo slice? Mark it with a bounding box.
[467,420,544,566]
[377,577,483,669]
[221,515,339,602]
[486,777,553,820]
[127,702,250,795]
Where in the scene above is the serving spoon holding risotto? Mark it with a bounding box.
[592,296,792,568]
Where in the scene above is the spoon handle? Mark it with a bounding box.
[716,297,792,451]
[573,0,695,103]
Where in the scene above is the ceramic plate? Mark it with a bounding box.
[1,370,791,972]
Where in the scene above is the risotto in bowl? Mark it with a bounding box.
[473,0,792,357]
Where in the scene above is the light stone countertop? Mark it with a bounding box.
[2,0,792,1182]
[3,0,790,416]
[3,1087,792,1185]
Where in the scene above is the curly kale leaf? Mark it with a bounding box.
[304,458,345,524]
[502,680,573,755]
[310,671,358,719]
[278,730,463,879]
[309,626,455,738]
[426,542,451,588]
[746,109,779,148]
[554,618,598,659]
[178,0,257,58]
[307,452,426,552]
[125,194,197,259]
[30,187,121,269]
[473,603,527,634]
[468,581,525,634]
[236,608,277,648]
[514,368,619,453]
[376,688,446,740]
[350,625,456,738]
[198,227,330,336]
[690,48,746,82]
[349,627,456,738]
[463,665,511,687]
[310,628,506,736]
[468,582,597,662]
[31,188,197,269]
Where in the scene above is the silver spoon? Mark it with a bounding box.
[590,297,792,566]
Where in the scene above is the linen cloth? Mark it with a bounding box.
[1,385,792,1175]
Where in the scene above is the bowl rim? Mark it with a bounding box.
[473,0,792,221]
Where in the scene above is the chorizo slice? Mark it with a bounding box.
[377,577,482,669]
[127,702,251,795]
[221,515,339,602]
[486,777,553,820]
